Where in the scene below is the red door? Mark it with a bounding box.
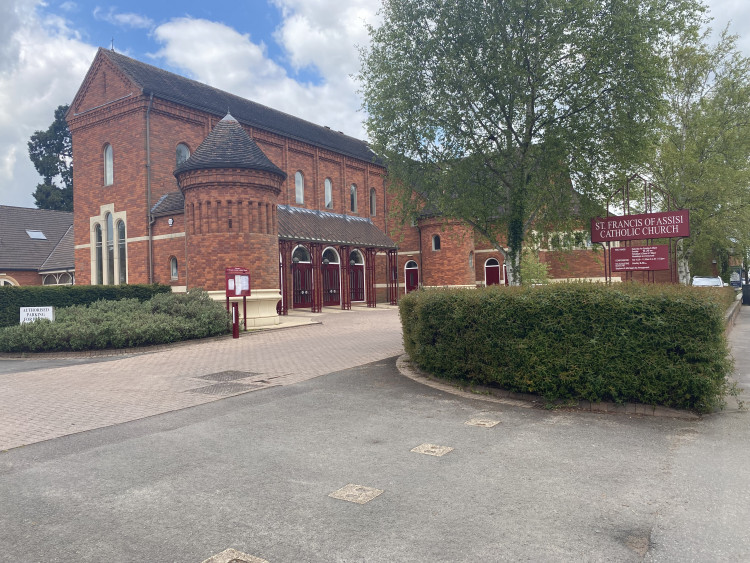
[405,262,419,293]
[322,264,340,306]
[293,263,313,308]
[485,259,500,286]
[350,265,364,301]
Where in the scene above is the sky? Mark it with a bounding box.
[1,0,749,209]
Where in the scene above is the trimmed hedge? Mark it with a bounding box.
[0,290,229,352]
[400,283,733,413]
[0,284,172,328]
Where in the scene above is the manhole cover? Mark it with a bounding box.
[329,484,383,504]
[189,382,261,396]
[201,548,268,563]
[465,418,501,428]
[411,443,454,456]
[197,371,261,382]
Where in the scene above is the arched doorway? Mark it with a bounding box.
[405,260,419,293]
[322,247,341,307]
[485,258,501,286]
[292,245,313,308]
[349,249,365,302]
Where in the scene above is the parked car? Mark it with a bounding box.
[692,276,726,287]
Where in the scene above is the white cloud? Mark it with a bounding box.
[152,16,368,138]
[0,0,95,208]
[271,0,378,80]
[93,6,154,30]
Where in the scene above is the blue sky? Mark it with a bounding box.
[1,0,749,209]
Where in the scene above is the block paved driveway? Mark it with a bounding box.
[0,306,403,452]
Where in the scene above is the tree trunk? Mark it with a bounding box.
[676,239,691,285]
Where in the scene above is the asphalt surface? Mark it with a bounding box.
[0,307,749,562]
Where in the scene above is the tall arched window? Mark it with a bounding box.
[95,224,103,284]
[103,144,113,186]
[176,143,190,167]
[324,178,333,209]
[106,213,115,284]
[432,234,441,251]
[370,188,376,216]
[117,220,127,284]
[170,257,178,280]
[295,171,304,204]
[350,184,357,212]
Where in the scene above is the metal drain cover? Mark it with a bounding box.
[197,370,261,382]
[189,382,261,396]
[201,548,268,563]
[411,443,454,456]
[329,484,384,504]
[465,418,501,428]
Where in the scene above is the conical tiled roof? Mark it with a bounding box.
[174,113,286,178]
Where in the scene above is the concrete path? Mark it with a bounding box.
[0,306,403,452]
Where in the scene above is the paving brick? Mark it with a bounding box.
[0,307,403,451]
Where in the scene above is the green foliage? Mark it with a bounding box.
[360,0,704,284]
[0,284,172,328]
[647,29,750,282]
[520,249,550,286]
[0,290,229,353]
[400,283,733,413]
[28,104,73,212]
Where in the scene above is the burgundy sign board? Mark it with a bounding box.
[611,245,670,271]
[591,210,689,243]
[225,267,251,297]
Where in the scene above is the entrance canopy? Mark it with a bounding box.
[277,205,396,249]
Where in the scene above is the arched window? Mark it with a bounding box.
[322,247,339,264]
[350,184,357,212]
[117,220,127,284]
[370,188,376,216]
[295,171,304,204]
[103,144,113,186]
[292,245,311,263]
[106,213,115,284]
[176,143,190,167]
[0,278,16,286]
[324,178,333,209]
[432,234,441,251]
[94,224,103,284]
[43,274,56,285]
[349,249,364,265]
[170,257,178,280]
[59,273,73,285]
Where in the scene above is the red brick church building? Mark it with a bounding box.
[66,48,605,325]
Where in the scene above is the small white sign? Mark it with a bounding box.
[20,306,55,324]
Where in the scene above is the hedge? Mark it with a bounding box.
[400,283,734,413]
[0,284,172,328]
[0,290,229,353]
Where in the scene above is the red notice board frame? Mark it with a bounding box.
[225,267,251,331]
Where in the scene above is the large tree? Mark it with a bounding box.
[360,0,703,284]
[646,29,750,283]
[28,104,73,212]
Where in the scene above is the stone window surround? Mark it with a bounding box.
[89,203,127,285]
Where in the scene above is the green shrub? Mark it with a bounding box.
[0,284,172,328]
[0,290,229,352]
[400,283,733,413]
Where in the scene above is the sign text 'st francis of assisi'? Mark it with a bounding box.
[590,210,690,243]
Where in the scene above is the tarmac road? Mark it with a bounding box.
[0,307,748,562]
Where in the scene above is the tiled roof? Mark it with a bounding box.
[98,49,378,164]
[151,192,186,217]
[277,205,396,249]
[174,114,286,178]
[39,225,74,272]
[0,206,74,271]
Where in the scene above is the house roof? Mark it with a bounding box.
[174,113,286,178]
[277,205,396,249]
[0,206,74,271]
[151,192,186,217]
[93,49,378,165]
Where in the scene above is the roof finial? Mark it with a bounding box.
[111,38,115,52]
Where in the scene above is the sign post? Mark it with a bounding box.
[225,267,251,331]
